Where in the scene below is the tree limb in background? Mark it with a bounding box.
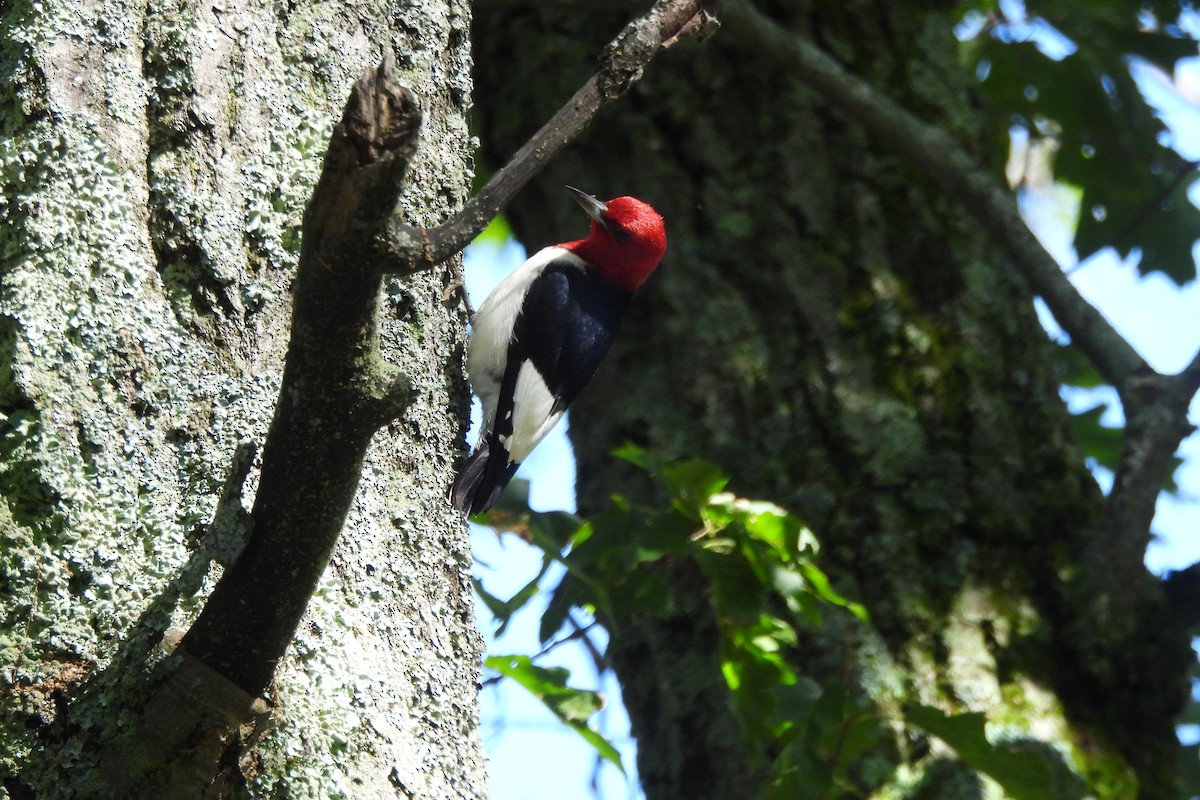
[721,1,1199,636]
[722,3,1146,393]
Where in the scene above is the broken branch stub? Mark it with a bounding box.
[307,57,424,267]
[179,54,425,700]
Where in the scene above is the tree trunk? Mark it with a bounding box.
[473,3,1192,798]
[0,0,486,796]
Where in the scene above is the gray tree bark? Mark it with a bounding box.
[0,0,487,797]
[473,3,1193,798]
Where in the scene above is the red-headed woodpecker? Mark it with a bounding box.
[451,187,667,516]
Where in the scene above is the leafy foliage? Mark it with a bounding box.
[1068,402,1124,473]
[473,448,1075,798]
[483,655,624,772]
[959,2,1200,282]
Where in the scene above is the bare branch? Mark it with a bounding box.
[371,0,718,272]
[179,58,424,698]
[720,3,1147,394]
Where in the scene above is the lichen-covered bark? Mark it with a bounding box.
[473,3,1190,798]
[0,0,485,796]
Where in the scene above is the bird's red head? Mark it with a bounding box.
[563,188,666,293]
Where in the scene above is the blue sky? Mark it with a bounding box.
[464,55,1200,800]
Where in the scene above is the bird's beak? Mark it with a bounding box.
[566,186,608,225]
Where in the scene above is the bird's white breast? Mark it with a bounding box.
[466,246,585,425]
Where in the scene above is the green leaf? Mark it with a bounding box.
[772,567,826,627]
[704,495,798,561]
[968,23,1200,282]
[1179,698,1200,726]
[538,583,574,644]
[485,655,625,773]
[823,713,885,787]
[764,745,831,800]
[798,562,869,621]
[1038,6,1199,74]
[611,442,656,470]
[741,507,792,558]
[763,748,830,800]
[473,566,547,638]
[771,677,824,741]
[630,509,697,564]
[907,705,1053,800]
[1056,342,1107,388]
[483,476,532,519]
[661,458,729,514]
[1163,454,1184,494]
[1069,403,1123,472]
[808,680,853,741]
[526,509,586,551]
[471,213,513,247]
[472,578,511,624]
[538,562,611,644]
[1071,160,1200,284]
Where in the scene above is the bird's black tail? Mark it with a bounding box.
[451,436,520,516]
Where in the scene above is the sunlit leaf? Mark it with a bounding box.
[611,442,656,470]
[471,213,513,247]
[484,655,625,773]
[485,448,881,788]
[798,562,869,621]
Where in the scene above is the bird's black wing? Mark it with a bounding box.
[451,261,631,516]
[509,262,632,414]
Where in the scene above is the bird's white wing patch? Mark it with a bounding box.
[467,246,584,427]
[507,360,564,462]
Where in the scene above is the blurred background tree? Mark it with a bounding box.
[470,2,1200,798]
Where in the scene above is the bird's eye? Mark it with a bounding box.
[611,225,632,243]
